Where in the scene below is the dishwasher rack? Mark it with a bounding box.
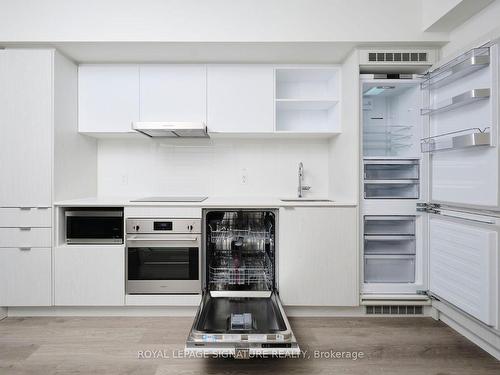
[210,228,272,251]
[209,253,273,290]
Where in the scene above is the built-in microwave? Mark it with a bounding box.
[65,208,124,244]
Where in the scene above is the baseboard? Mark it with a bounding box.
[0,307,7,320]
[432,300,500,360]
[6,305,435,318]
[7,306,198,317]
[285,306,366,317]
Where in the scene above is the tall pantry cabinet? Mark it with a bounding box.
[0,49,97,306]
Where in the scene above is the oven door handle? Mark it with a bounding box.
[126,236,198,242]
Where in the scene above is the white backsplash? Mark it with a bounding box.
[97,138,330,198]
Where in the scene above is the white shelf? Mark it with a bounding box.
[275,98,339,110]
[275,67,341,133]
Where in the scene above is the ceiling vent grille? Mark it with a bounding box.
[368,52,428,63]
[366,305,423,315]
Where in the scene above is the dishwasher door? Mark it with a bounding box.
[185,292,299,357]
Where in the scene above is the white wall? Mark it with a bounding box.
[53,51,98,201]
[97,138,330,198]
[440,0,500,58]
[422,0,462,31]
[0,0,447,43]
[328,50,359,204]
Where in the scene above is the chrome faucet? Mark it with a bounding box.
[298,162,311,198]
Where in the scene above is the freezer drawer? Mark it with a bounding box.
[364,161,419,180]
[185,292,299,357]
[364,181,419,199]
[364,236,416,255]
[364,216,416,235]
[364,255,415,283]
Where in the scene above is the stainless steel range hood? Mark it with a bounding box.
[132,122,209,138]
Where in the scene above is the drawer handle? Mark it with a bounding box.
[19,247,32,251]
[20,207,33,211]
[19,227,32,231]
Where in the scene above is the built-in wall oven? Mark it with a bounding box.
[126,218,201,294]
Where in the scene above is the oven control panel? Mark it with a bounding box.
[126,218,201,234]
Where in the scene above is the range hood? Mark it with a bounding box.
[132,122,209,138]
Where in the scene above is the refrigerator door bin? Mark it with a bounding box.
[420,88,490,116]
[364,236,416,255]
[364,255,416,283]
[364,181,419,199]
[421,47,490,90]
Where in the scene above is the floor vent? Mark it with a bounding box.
[366,305,423,315]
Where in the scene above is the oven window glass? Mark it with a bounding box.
[128,247,199,280]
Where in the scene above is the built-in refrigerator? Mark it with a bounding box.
[360,43,500,329]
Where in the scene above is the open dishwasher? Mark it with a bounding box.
[185,209,299,357]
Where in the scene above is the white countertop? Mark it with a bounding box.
[54,196,357,208]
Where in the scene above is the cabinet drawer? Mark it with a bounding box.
[0,247,52,306]
[364,161,419,180]
[364,236,416,255]
[0,207,51,227]
[364,181,419,199]
[364,255,415,283]
[0,227,52,247]
[364,216,416,235]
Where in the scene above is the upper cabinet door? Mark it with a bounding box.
[79,65,140,133]
[0,50,53,207]
[139,65,207,122]
[207,65,274,133]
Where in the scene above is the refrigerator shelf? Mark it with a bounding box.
[421,47,490,90]
[420,88,490,116]
[420,127,491,153]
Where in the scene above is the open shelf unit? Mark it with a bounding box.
[275,67,340,133]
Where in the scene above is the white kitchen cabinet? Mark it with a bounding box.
[0,248,52,306]
[0,49,53,207]
[275,67,341,133]
[0,207,51,227]
[207,65,274,133]
[0,228,52,248]
[54,245,125,306]
[139,65,207,123]
[278,206,359,306]
[78,64,140,133]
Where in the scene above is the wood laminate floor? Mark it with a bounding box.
[0,316,499,374]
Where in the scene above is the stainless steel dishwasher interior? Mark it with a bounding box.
[193,294,287,333]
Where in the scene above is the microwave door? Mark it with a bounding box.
[185,292,300,357]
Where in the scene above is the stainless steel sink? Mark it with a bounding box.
[280,198,334,202]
